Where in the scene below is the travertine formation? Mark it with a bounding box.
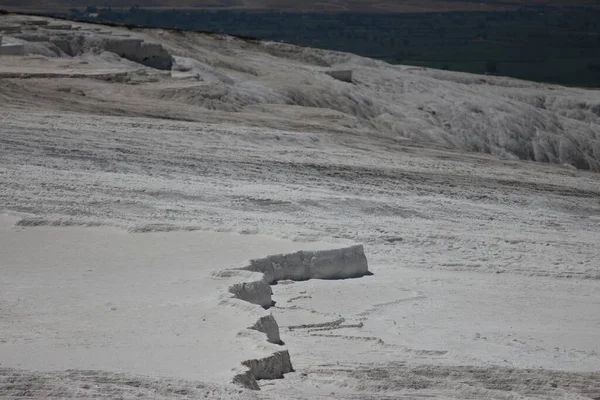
[0,16,172,69]
[225,246,370,389]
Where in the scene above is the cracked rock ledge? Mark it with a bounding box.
[214,244,370,390]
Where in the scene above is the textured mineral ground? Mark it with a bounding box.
[1,13,599,400]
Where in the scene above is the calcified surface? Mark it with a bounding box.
[1,13,600,400]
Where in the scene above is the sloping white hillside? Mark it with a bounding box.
[1,13,600,170]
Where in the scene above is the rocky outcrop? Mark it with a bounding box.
[249,314,282,345]
[1,17,173,70]
[232,350,293,390]
[228,279,273,309]
[137,42,173,70]
[87,37,173,70]
[326,69,353,83]
[241,245,370,284]
[0,43,24,56]
[223,245,370,390]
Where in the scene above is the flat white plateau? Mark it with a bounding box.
[0,215,329,384]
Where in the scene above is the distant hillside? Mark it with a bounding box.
[4,0,600,13]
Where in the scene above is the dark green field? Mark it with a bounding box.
[65,6,600,87]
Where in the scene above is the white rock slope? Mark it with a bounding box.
[0,13,599,170]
